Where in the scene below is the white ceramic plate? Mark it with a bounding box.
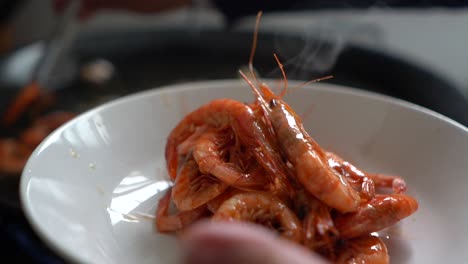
[20,80,468,264]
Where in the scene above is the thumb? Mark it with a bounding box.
[181,221,328,264]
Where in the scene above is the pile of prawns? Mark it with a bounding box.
[0,82,75,175]
[156,12,418,263]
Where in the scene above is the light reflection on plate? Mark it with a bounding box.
[108,171,171,225]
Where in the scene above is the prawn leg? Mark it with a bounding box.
[369,173,407,194]
[303,205,338,258]
[172,159,228,211]
[327,151,407,194]
[156,188,208,233]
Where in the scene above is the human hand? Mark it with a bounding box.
[53,0,192,19]
[181,221,328,264]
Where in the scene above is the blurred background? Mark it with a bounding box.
[1,0,467,263]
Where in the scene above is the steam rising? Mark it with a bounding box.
[237,12,384,80]
[275,19,384,79]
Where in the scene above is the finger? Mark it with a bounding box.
[181,221,329,264]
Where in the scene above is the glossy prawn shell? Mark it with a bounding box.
[165,99,288,188]
[192,130,269,189]
[213,192,302,242]
[335,194,418,239]
[327,151,407,194]
[336,235,389,264]
[266,102,360,213]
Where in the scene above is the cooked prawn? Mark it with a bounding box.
[302,201,338,257]
[327,151,407,194]
[206,187,243,213]
[2,82,42,127]
[1,112,75,175]
[171,159,228,211]
[0,139,32,174]
[165,98,292,192]
[156,188,208,233]
[239,70,361,213]
[212,192,302,242]
[334,193,418,239]
[237,14,361,212]
[156,11,418,263]
[193,129,269,189]
[326,151,376,200]
[336,235,389,264]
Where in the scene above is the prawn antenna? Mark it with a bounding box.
[249,11,263,86]
[239,70,269,113]
[273,53,288,98]
[289,75,334,95]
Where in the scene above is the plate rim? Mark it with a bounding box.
[19,79,468,263]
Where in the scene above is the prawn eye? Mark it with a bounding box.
[269,99,277,108]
